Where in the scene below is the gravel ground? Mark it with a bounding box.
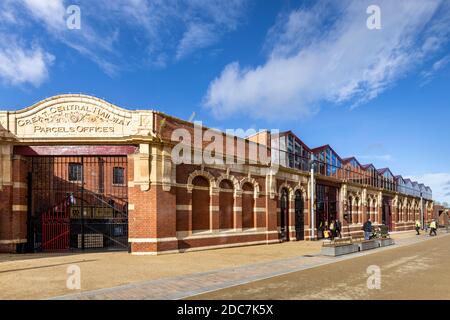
[0,238,322,299]
[0,230,423,300]
[190,233,450,300]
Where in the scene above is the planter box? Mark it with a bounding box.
[357,239,378,251]
[375,238,395,247]
[321,244,359,256]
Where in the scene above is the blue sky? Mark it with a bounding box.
[0,0,450,203]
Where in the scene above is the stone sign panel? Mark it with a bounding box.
[0,94,154,140]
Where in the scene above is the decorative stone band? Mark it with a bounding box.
[128,237,178,243]
[12,205,27,212]
[13,182,27,189]
[131,239,281,255]
[0,239,27,244]
[176,229,277,240]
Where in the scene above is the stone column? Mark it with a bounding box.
[288,196,295,240]
[234,190,243,232]
[0,145,16,253]
[370,203,376,223]
[210,187,220,232]
[352,199,358,225]
[128,144,178,255]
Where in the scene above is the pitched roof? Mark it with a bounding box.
[311,144,343,161]
[377,167,395,177]
[279,130,312,152]
[361,163,376,171]
[342,157,362,167]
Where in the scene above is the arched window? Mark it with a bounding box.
[347,196,353,224]
[242,182,255,229]
[192,176,210,232]
[279,188,289,240]
[219,180,234,230]
[294,190,304,240]
[355,197,360,224]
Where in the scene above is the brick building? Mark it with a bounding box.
[0,94,434,254]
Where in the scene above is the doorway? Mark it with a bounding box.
[279,189,289,241]
[28,156,129,252]
[382,197,393,231]
[295,190,304,240]
[316,184,338,239]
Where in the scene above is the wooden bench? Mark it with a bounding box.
[321,237,359,256]
[322,237,352,247]
[351,235,365,243]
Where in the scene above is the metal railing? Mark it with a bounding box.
[272,149,432,200]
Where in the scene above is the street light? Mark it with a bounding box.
[310,153,315,240]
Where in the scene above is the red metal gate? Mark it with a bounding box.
[41,199,70,251]
[30,155,129,251]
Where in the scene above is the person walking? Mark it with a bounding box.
[329,220,336,240]
[429,219,437,236]
[415,219,421,235]
[335,219,342,239]
[363,217,372,240]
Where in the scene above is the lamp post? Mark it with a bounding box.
[420,192,424,230]
[310,153,315,240]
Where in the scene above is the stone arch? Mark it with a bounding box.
[187,169,216,194]
[218,178,235,230]
[293,183,307,200]
[278,182,294,201]
[348,193,354,206]
[191,175,211,232]
[217,173,241,200]
[240,177,260,199]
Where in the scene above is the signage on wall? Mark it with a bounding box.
[16,103,132,135]
[1,94,155,140]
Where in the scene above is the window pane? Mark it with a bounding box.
[113,167,125,185]
[68,163,83,181]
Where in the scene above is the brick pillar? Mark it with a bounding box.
[352,202,358,225]
[234,192,243,231]
[0,145,26,253]
[370,205,375,223]
[377,205,383,225]
[304,195,311,239]
[265,193,278,242]
[304,196,313,238]
[288,197,295,240]
[393,206,398,225]
[128,144,178,255]
[11,155,28,252]
[211,190,219,232]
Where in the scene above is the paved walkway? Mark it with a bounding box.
[53,232,449,300]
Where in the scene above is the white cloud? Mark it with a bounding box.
[176,23,218,60]
[80,0,248,66]
[421,54,450,83]
[21,0,66,31]
[1,0,248,78]
[204,0,450,120]
[0,37,54,87]
[408,173,450,204]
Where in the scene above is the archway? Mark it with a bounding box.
[294,190,304,240]
[279,188,289,241]
[192,176,210,232]
[242,182,255,229]
[219,179,234,230]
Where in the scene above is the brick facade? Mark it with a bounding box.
[0,94,434,254]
